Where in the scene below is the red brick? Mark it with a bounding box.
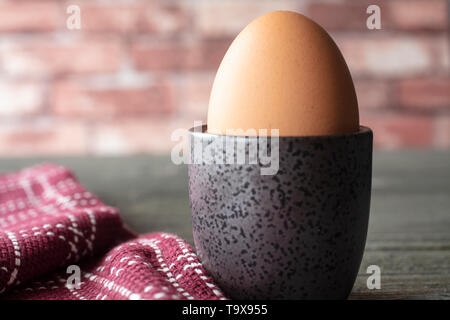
[178,72,215,120]
[354,80,392,110]
[51,80,174,119]
[80,2,189,34]
[131,38,232,71]
[80,4,138,33]
[308,1,372,31]
[397,78,450,111]
[0,38,122,77]
[309,0,447,31]
[0,1,63,32]
[191,0,299,37]
[131,41,187,71]
[0,121,87,156]
[434,115,450,148]
[335,34,446,78]
[0,81,45,117]
[387,0,448,31]
[361,112,433,148]
[91,118,194,155]
[0,0,446,156]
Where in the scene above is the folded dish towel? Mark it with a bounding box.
[0,164,226,300]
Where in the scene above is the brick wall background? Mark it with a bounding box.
[0,0,448,156]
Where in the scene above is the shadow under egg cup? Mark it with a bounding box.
[188,125,372,299]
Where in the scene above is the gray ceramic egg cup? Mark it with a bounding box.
[188,125,372,299]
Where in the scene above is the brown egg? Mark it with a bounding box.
[207,11,359,137]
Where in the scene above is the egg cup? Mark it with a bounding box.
[188,125,372,299]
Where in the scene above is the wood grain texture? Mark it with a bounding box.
[1,151,449,299]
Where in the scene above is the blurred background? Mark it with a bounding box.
[0,0,448,156]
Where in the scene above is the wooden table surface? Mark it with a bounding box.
[1,151,449,300]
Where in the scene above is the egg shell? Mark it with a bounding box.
[207,11,359,137]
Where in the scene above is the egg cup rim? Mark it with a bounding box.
[189,125,372,140]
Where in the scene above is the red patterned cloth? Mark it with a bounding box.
[0,163,226,300]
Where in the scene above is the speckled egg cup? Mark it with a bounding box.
[188,125,372,300]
